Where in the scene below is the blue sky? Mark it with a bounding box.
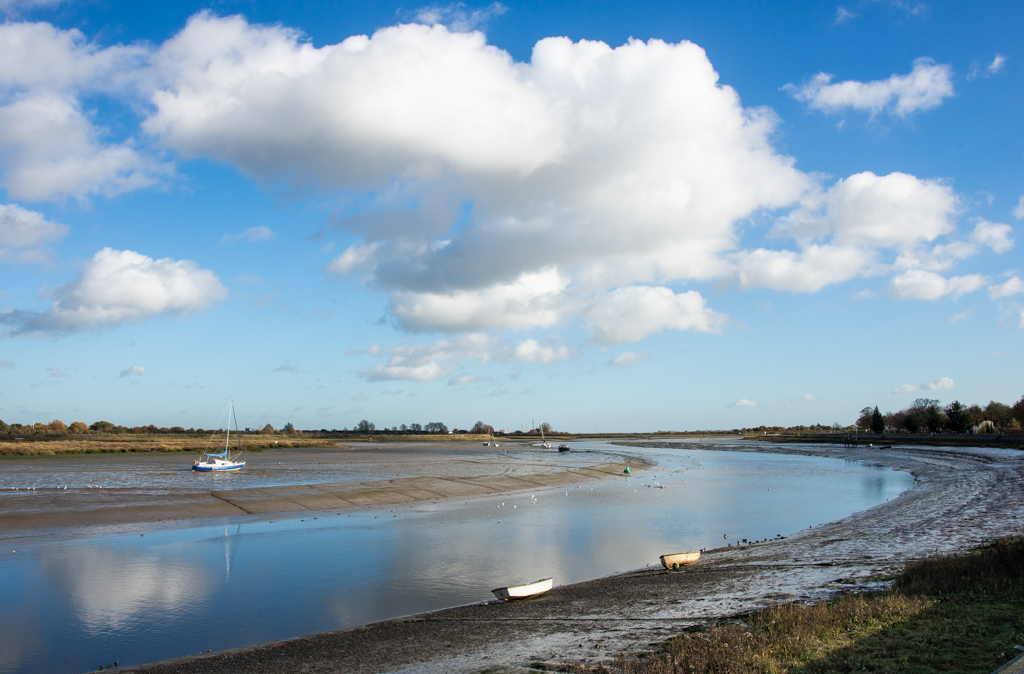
[0,0,1020,432]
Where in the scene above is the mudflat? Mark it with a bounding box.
[0,441,647,538]
[120,442,1024,674]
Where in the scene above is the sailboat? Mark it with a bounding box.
[538,420,551,449]
[192,398,246,472]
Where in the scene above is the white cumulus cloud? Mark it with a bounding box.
[587,286,727,344]
[0,22,170,201]
[889,270,986,300]
[784,57,954,117]
[989,276,1024,299]
[779,171,957,247]
[0,202,67,263]
[970,220,1013,253]
[119,365,145,377]
[3,247,226,334]
[729,399,758,408]
[390,268,569,333]
[508,339,573,363]
[141,14,813,340]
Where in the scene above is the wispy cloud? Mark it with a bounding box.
[835,6,858,24]
[729,398,758,408]
[609,351,648,368]
[119,365,145,377]
[892,376,954,394]
[411,2,508,32]
[949,310,972,324]
[221,226,275,244]
[274,360,299,373]
[968,54,1007,81]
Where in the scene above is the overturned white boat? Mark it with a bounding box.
[660,551,700,569]
[491,577,553,601]
[193,398,245,472]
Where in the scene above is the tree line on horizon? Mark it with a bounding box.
[0,417,562,438]
[856,396,1024,435]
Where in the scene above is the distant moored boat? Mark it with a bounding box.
[193,398,246,472]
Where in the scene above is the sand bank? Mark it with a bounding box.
[122,442,1024,674]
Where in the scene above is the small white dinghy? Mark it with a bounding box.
[660,551,700,569]
[491,577,553,601]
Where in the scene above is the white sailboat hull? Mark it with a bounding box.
[491,577,554,601]
[193,398,245,472]
[192,458,245,472]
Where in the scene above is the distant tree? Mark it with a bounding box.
[944,401,972,433]
[409,423,423,432]
[283,422,297,434]
[870,407,884,434]
[540,422,553,434]
[169,426,185,433]
[470,421,494,434]
[984,401,1013,428]
[400,424,408,431]
[1012,395,1024,429]
[262,424,275,434]
[356,419,375,433]
[47,419,68,434]
[90,421,116,432]
[856,406,874,430]
[0,419,8,433]
[966,404,985,426]
[883,411,905,433]
[425,421,448,434]
[902,398,942,433]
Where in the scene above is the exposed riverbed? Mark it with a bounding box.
[0,440,913,674]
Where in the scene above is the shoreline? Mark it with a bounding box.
[119,441,1024,674]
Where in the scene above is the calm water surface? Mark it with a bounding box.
[0,442,913,674]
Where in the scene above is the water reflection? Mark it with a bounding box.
[45,547,212,634]
[0,444,913,674]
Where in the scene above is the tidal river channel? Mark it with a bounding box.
[0,441,913,673]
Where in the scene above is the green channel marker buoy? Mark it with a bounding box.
[623,466,631,474]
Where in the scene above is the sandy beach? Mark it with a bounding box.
[109,441,1024,674]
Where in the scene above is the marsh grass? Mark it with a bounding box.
[566,537,1024,674]
[0,435,337,456]
[0,432,512,455]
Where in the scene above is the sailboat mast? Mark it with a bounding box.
[225,398,232,452]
